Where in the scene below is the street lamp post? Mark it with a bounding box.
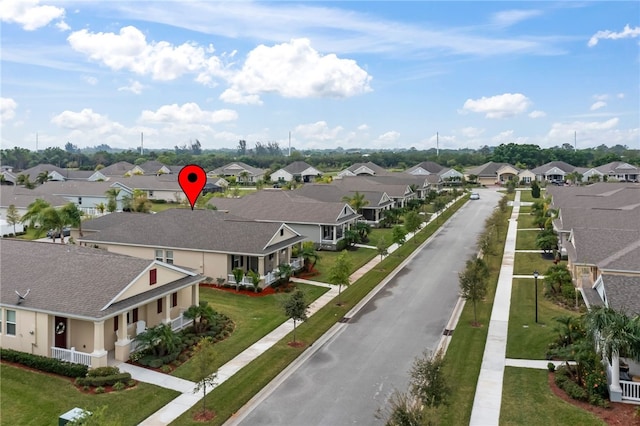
[533,270,539,323]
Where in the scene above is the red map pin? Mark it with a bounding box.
[178,165,206,210]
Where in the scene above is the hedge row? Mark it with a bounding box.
[76,372,132,387]
[0,348,88,378]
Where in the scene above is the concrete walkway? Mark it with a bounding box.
[469,190,521,425]
[121,200,453,425]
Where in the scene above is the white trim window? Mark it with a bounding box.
[6,310,16,336]
[155,249,174,264]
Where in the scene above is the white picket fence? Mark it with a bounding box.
[51,346,93,367]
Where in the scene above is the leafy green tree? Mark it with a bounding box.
[433,198,446,223]
[342,191,369,214]
[403,211,421,243]
[410,349,450,409]
[343,228,360,248]
[458,258,488,326]
[392,225,407,247]
[6,204,21,234]
[35,170,51,185]
[283,289,308,343]
[61,202,84,237]
[105,188,120,212]
[328,250,352,305]
[536,230,557,254]
[232,268,244,291]
[531,180,541,198]
[376,236,389,261]
[543,264,572,296]
[354,221,372,242]
[192,338,218,418]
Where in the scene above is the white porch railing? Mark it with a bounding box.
[263,271,277,286]
[621,380,640,402]
[129,339,147,354]
[227,274,253,286]
[51,347,93,367]
[290,257,303,271]
[170,313,193,332]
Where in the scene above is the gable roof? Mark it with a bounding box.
[210,162,264,177]
[601,274,640,316]
[531,161,577,174]
[137,160,171,174]
[406,161,446,175]
[334,176,415,198]
[595,161,640,175]
[99,161,135,176]
[293,184,392,208]
[80,208,305,255]
[209,189,359,225]
[0,239,201,319]
[339,162,391,177]
[281,161,321,175]
[0,185,69,208]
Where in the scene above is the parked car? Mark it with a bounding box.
[470,192,480,200]
[47,227,71,238]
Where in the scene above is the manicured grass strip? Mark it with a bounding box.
[500,367,604,426]
[172,283,328,381]
[506,278,580,359]
[0,363,179,426]
[515,229,539,250]
[367,227,393,247]
[172,198,469,425]
[517,214,539,229]
[438,206,511,426]
[518,190,538,203]
[312,248,377,283]
[513,252,566,275]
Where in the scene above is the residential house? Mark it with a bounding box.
[593,161,639,183]
[405,161,464,184]
[209,189,359,250]
[547,182,640,402]
[79,209,306,287]
[209,162,265,184]
[294,184,394,227]
[34,180,130,215]
[1,164,106,184]
[133,161,172,176]
[334,176,417,208]
[531,161,577,183]
[0,239,203,368]
[270,161,323,183]
[0,185,69,219]
[110,175,185,203]
[99,161,136,177]
[337,162,392,177]
[465,162,522,186]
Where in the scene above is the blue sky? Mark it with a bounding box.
[1,1,639,152]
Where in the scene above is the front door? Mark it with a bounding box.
[54,316,67,348]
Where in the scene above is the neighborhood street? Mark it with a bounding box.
[234,188,503,425]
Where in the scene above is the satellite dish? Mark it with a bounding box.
[15,289,30,305]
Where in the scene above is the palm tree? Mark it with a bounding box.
[134,323,181,357]
[584,306,640,393]
[105,188,120,212]
[342,191,369,214]
[354,221,371,242]
[300,242,321,273]
[35,171,50,185]
[183,301,218,334]
[96,202,106,214]
[239,171,250,186]
[232,268,244,291]
[21,198,51,231]
[61,202,83,237]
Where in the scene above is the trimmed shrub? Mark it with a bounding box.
[113,381,126,391]
[547,362,556,372]
[87,366,120,377]
[95,386,105,394]
[149,359,163,369]
[161,365,172,373]
[76,372,132,387]
[0,348,88,378]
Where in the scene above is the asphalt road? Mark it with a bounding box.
[236,188,503,426]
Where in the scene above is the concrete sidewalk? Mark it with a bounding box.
[469,190,521,426]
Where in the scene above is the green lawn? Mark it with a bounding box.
[311,247,377,284]
[367,227,393,247]
[172,283,328,381]
[506,278,580,359]
[0,363,179,426]
[518,190,542,203]
[500,367,604,425]
[515,229,539,250]
[519,205,531,214]
[517,214,539,229]
[513,252,566,276]
[14,226,42,240]
[150,202,186,213]
[173,197,470,425]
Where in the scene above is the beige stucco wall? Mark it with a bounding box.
[69,318,94,353]
[0,309,50,358]
[115,265,188,303]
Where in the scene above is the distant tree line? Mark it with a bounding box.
[1,141,637,173]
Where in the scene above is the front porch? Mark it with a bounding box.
[605,356,640,403]
[227,257,304,287]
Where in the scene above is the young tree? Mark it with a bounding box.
[192,338,218,419]
[342,191,369,214]
[403,211,422,243]
[433,198,446,223]
[531,180,541,198]
[247,270,261,293]
[6,204,21,234]
[543,264,572,296]
[392,225,407,248]
[183,301,218,335]
[376,236,389,261]
[232,268,244,291]
[300,241,321,273]
[283,289,309,343]
[458,258,488,326]
[105,188,120,213]
[328,250,352,305]
[536,230,557,254]
[409,349,451,409]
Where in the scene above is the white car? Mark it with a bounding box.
[470,192,480,200]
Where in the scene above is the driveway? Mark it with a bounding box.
[234,188,502,426]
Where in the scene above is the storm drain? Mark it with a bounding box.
[338,317,351,323]
[443,329,454,336]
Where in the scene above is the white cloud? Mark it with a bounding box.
[220,38,372,104]
[593,94,609,101]
[357,124,370,131]
[528,110,546,118]
[376,131,401,143]
[491,10,542,27]
[55,20,70,31]
[617,93,625,99]
[118,80,145,95]
[1,97,18,122]
[460,127,485,138]
[588,24,640,47]
[139,103,238,124]
[82,76,98,85]
[462,93,532,118]
[67,26,228,82]
[0,0,65,31]
[548,118,620,139]
[51,108,112,129]
[590,101,607,111]
[293,121,345,146]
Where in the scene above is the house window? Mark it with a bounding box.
[78,197,82,205]
[268,253,274,260]
[6,310,16,336]
[157,299,163,314]
[155,250,163,261]
[149,191,154,197]
[150,268,157,285]
[165,250,174,265]
[132,308,139,323]
[280,228,284,236]
[114,315,119,332]
[232,255,243,268]
[171,292,178,308]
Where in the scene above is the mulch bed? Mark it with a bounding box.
[548,372,640,425]
[199,282,298,297]
[193,409,215,422]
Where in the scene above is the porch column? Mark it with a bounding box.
[114,312,131,362]
[610,352,623,402]
[258,256,265,275]
[333,226,336,242]
[91,321,108,367]
[191,284,199,306]
[164,294,172,324]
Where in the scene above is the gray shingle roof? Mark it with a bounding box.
[80,209,305,255]
[99,161,135,176]
[466,162,513,177]
[334,176,414,198]
[0,239,201,319]
[343,162,391,176]
[0,186,69,208]
[210,162,264,177]
[531,161,577,174]
[35,180,120,197]
[569,228,640,269]
[209,190,358,225]
[602,274,640,316]
[294,184,391,208]
[406,161,445,174]
[283,161,318,174]
[548,183,640,211]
